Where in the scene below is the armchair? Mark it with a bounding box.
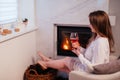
[69,70,120,80]
[69,55,120,80]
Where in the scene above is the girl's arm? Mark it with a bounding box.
[72,38,110,72]
[72,42,93,72]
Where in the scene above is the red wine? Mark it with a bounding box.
[70,38,79,43]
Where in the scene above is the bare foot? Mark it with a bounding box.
[38,60,47,70]
[38,51,51,61]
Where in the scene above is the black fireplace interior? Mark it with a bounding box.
[57,25,92,57]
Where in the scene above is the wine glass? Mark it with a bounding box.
[70,32,79,43]
[70,32,80,50]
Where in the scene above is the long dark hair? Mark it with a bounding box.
[89,10,115,53]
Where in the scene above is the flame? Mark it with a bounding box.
[63,44,69,50]
[61,37,71,50]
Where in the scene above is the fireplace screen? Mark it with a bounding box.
[56,24,92,57]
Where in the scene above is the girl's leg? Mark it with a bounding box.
[38,51,52,61]
[38,57,71,73]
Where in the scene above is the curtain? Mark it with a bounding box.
[0,0,18,24]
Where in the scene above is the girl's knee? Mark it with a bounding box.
[64,57,71,61]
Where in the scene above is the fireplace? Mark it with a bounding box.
[54,24,92,57]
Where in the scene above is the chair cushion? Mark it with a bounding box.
[92,59,120,74]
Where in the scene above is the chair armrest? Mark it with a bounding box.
[69,71,120,80]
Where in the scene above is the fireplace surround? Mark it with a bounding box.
[54,24,92,58]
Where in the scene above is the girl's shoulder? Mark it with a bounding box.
[95,37,108,44]
[97,37,108,41]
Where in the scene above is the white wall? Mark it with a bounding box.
[0,31,37,80]
[18,0,36,27]
[109,0,120,56]
[36,0,109,58]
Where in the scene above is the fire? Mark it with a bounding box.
[63,44,69,50]
[61,37,71,50]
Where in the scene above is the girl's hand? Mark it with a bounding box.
[71,41,80,49]
[71,41,81,56]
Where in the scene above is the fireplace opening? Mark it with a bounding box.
[55,24,92,57]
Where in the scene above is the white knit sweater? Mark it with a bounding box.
[74,37,110,72]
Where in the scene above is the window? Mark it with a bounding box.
[0,0,18,24]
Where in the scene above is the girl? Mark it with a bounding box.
[38,10,114,73]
